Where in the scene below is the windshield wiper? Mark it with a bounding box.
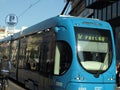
[94,52,110,78]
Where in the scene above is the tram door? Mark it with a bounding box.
[39,28,56,90]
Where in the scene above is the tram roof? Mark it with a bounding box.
[13,15,108,38]
[8,15,78,40]
[0,15,110,42]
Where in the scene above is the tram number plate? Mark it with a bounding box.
[78,87,102,90]
[95,87,102,90]
[78,87,86,90]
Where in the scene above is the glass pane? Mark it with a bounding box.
[112,2,117,19]
[75,27,112,74]
[54,46,60,75]
[98,10,102,20]
[24,34,41,71]
[115,27,120,60]
[0,42,10,58]
[54,41,72,75]
[19,38,27,68]
[103,8,106,21]
[94,9,98,19]
[85,0,89,7]
[11,40,19,69]
[107,5,111,20]
[118,1,120,16]
[39,29,55,75]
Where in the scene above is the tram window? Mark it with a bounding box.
[75,27,112,74]
[39,42,49,73]
[0,41,10,60]
[1,42,10,56]
[11,40,19,69]
[54,41,72,75]
[118,1,120,16]
[19,37,27,68]
[39,29,55,76]
[24,34,41,71]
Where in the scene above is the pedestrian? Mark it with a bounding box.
[0,56,11,74]
[116,62,120,87]
[0,55,11,90]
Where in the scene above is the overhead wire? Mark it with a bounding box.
[61,0,71,15]
[64,2,71,15]
[18,0,41,18]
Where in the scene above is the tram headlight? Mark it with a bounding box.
[74,74,84,81]
[108,77,115,81]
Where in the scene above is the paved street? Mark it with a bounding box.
[116,87,120,90]
[7,81,120,90]
[7,80,120,90]
[8,80,26,90]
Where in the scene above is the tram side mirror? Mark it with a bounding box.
[54,27,61,33]
[54,27,66,33]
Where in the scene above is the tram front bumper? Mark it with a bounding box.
[66,82,116,90]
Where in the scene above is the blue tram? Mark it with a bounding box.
[0,15,116,90]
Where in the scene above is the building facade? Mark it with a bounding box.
[68,0,120,60]
[0,27,23,40]
[0,28,7,39]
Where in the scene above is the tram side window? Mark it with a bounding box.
[39,29,55,75]
[0,42,10,60]
[54,41,72,75]
[5,42,10,57]
[0,44,3,60]
[39,41,54,74]
[24,34,41,71]
[11,40,19,69]
[19,38,27,68]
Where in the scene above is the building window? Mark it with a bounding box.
[89,0,92,5]
[85,0,94,6]
[93,0,96,3]
[94,9,98,19]
[98,9,102,20]
[118,1,120,16]
[103,8,107,21]
[112,2,117,19]
[85,0,89,7]
[107,5,112,20]
[115,27,120,60]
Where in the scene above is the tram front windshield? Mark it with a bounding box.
[75,27,112,74]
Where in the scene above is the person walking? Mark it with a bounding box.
[0,55,11,90]
[116,62,120,87]
[0,56,11,75]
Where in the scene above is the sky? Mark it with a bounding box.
[0,0,66,29]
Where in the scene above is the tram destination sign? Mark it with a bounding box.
[77,34,107,42]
